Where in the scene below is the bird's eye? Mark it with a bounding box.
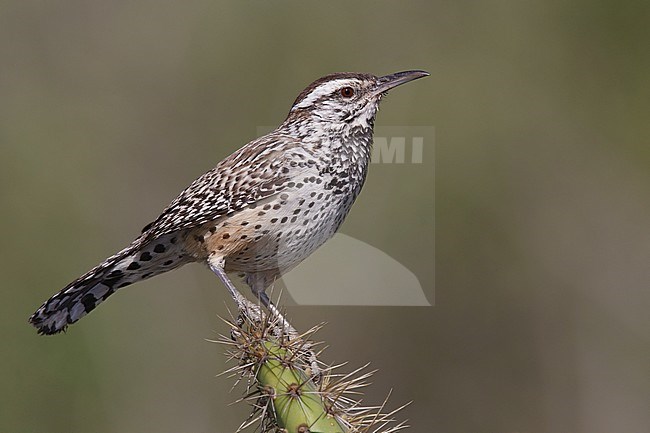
[340,87,355,98]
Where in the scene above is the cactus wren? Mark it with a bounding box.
[29,70,429,335]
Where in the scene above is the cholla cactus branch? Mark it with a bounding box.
[216,295,410,433]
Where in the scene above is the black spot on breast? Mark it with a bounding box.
[163,260,174,266]
[140,252,153,261]
[127,262,141,270]
[154,244,166,253]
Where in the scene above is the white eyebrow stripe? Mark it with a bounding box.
[293,79,358,110]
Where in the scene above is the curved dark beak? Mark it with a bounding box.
[373,70,429,96]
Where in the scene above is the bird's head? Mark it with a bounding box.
[283,70,429,137]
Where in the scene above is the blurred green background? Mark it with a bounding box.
[1,1,649,432]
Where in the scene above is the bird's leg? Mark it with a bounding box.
[243,271,290,332]
[209,259,267,332]
[249,274,322,382]
[255,287,296,339]
[208,259,249,308]
[209,259,293,336]
[212,261,321,381]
